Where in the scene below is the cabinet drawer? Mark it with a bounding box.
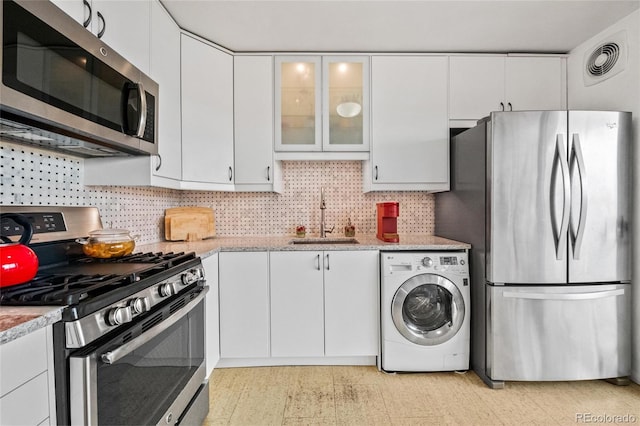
[0,327,48,397]
[0,372,49,426]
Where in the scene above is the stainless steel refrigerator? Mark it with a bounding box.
[436,111,632,388]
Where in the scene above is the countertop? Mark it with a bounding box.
[0,233,469,344]
[137,233,470,258]
[0,306,63,345]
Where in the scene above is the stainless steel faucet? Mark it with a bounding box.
[320,187,334,238]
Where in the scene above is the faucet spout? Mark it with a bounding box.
[320,187,333,238]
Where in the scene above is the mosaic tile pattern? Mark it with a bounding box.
[1,142,435,243]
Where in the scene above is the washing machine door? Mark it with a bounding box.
[391,273,465,346]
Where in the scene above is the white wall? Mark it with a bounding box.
[567,10,640,384]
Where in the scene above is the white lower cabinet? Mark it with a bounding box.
[0,326,56,426]
[270,251,325,357]
[202,253,220,378]
[270,250,379,358]
[219,251,270,358]
[324,250,379,356]
[218,249,379,363]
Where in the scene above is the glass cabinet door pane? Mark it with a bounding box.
[277,57,321,148]
[323,57,369,151]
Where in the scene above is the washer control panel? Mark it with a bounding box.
[384,252,468,275]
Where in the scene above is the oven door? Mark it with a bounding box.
[69,287,208,426]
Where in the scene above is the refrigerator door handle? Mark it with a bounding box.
[503,288,625,301]
[569,133,588,259]
[551,134,571,260]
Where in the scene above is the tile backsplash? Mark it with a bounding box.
[1,141,435,243]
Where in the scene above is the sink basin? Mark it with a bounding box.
[290,237,359,245]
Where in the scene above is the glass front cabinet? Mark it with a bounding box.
[275,56,369,152]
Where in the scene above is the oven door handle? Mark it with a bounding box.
[101,287,208,365]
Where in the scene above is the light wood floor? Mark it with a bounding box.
[203,366,640,425]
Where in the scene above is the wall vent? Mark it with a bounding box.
[583,30,627,86]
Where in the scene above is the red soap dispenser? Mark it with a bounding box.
[376,202,399,243]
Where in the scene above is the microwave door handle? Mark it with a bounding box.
[100,287,208,365]
[135,82,147,138]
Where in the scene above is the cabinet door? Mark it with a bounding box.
[181,34,234,185]
[370,56,449,185]
[234,56,274,186]
[202,254,219,378]
[505,56,565,111]
[449,56,505,120]
[150,1,181,181]
[219,252,270,358]
[275,56,322,151]
[324,251,379,357]
[90,0,150,74]
[50,0,87,26]
[270,251,324,357]
[322,56,370,152]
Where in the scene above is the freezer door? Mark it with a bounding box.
[568,111,631,283]
[487,284,631,381]
[487,111,567,284]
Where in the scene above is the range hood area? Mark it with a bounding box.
[0,111,135,158]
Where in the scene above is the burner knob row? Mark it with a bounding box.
[106,306,133,326]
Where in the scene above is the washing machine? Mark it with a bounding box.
[379,251,470,372]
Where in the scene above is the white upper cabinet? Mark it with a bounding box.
[365,56,449,192]
[449,55,566,122]
[181,34,234,189]
[150,0,181,182]
[322,56,370,152]
[504,56,566,111]
[234,55,282,192]
[275,55,370,158]
[52,0,150,74]
[84,1,181,188]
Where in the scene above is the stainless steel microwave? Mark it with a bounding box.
[0,0,158,157]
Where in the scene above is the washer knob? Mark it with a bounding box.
[129,297,150,314]
[106,306,132,326]
[421,257,433,267]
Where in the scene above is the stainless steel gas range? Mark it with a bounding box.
[0,206,209,425]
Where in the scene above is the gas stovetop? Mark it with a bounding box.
[0,251,198,306]
[0,206,205,324]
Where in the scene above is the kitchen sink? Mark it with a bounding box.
[289,237,359,245]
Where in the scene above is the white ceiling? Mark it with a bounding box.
[161,0,639,54]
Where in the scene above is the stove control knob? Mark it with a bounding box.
[421,257,433,268]
[181,270,200,286]
[159,282,176,298]
[106,306,132,326]
[129,297,150,314]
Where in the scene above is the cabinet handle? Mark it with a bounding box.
[96,11,106,38]
[315,254,321,271]
[154,154,162,171]
[228,166,233,181]
[325,253,330,271]
[374,166,378,181]
[82,0,92,28]
[500,102,505,111]
[266,166,271,182]
[508,102,513,111]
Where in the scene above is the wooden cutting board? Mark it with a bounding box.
[164,207,215,241]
